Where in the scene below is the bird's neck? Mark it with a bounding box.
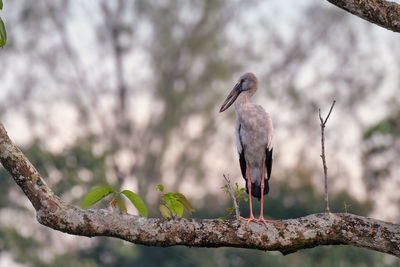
[234,92,251,110]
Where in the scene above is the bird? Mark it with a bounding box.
[220,72,279,227]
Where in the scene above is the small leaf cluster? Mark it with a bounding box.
[219,182,248,220]
[0,0,6,48]
[157,184,194,219]
[82,186,147,217]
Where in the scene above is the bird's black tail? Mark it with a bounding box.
[245,179,269,200]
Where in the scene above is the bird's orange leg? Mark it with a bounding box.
[256,161,280,228]
[240,161,258,227]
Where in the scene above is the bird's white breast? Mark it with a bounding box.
[235,104,274,184]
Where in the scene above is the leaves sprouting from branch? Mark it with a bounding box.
[157,184,195,218]
[82,186,147,217]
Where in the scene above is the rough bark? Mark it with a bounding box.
[326,0,400,33]
[0,123,399,257]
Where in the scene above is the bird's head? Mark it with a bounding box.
[219,72,258,112]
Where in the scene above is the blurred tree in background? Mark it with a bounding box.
[0,0,399,266]
[362,103,400,222]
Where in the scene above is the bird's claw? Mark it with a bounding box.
[240,216,280,228]
[240,216,259,228]
[256,217,280,228]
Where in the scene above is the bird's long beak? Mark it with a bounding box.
[219,83,241,112]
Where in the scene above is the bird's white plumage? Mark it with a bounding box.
[220,72,276,223]
[235,98,274,187]
[220,72,274,199]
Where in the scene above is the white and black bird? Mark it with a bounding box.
[220,72,279,227]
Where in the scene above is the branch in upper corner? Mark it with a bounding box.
[318,100,336,213]
[325,0,400,33]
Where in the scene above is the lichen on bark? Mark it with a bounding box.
[0,123,400,257]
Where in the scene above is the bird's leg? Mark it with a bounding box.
[240,161,258,227]
[256,161,280,228]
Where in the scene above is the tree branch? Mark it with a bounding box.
[326,0,400,33]
[319,100,336,213]
[0,123,400,257]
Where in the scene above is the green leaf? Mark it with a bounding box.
[164,194,175,211]
[117,199,127,213]
[164,192,178,201]
[172,200,183,217]
[164,193,183,217]
[0,0,3,10]
[121,190,148,217]
[0,17,6,48]
[156,184,164,192]
[175,193,195,214]
[82,186,115,209]
[159,204,171,219]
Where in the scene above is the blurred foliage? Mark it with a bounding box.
[0,17,6,48]
[364,113,400,140]
[0,167,13,206]
[22,137,112,203]
[0,227,40,264]
[362,107,400,189]
[0,0,6,48]
[362,106,400,218]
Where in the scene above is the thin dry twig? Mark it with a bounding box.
[223,174,240,220]
[318,100,336,213]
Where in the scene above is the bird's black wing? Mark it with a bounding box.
[238,124,247,180]
[265,147,273,180]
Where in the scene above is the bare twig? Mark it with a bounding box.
[223,174,240,220]
[318,100,336,213]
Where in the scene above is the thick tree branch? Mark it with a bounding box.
[0,123,400,257]
[326,0,400,33]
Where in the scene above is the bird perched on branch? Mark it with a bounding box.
[220,72,279,227]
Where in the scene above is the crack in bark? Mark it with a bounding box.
[0,123,399,257]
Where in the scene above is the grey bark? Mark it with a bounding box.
[326,0,400,33]
[0,123,399,257]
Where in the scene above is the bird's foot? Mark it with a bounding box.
[239,216,259,228]
[255,217,280,228]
